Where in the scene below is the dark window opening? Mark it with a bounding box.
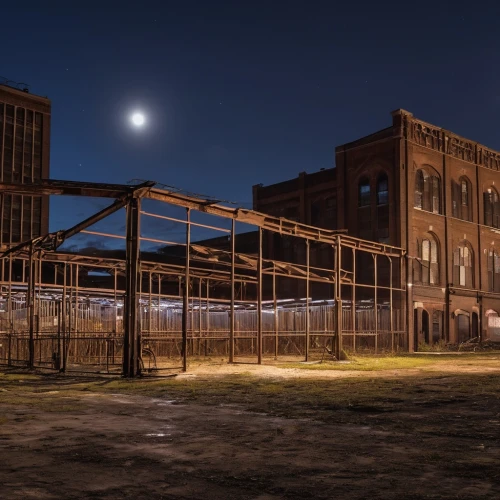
[488,249,500,293]
[377,174,388,205]
[484,188,500,228]
[415,169,440,213]
[358,179,370,208]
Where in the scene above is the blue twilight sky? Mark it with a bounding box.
[2,1,499,249]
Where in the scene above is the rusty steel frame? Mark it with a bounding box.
[0,179,407,376]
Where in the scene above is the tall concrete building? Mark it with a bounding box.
[0,82,50,248]
[253,109,500,346]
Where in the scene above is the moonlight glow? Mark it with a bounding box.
[130,112,146,127]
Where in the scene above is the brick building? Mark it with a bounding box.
[0,82,50,248]
[253,109,500,347]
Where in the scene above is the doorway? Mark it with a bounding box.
[472,312,479,340]
[422,309,430,344]
[457,314,470,343]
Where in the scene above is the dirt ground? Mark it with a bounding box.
[1,354,500,499]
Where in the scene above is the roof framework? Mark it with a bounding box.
[0,179,407,376]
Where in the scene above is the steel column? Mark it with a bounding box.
[182,208,191,372]
[257,228,263,364]
[229,219,235,363]
[27,244,34,368]
[123,197,141,377]
[305,240,310,361]
[334,236,343,360]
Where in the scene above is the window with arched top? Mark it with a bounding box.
[452,176,472,221]
[376,173,389,243]
[484,187,500,228]
[414,234,439,285]
[487,249,500,293]
[377,174,388,205]
[453,241,474,288]
[358,178,370,207]
[358,177,371,240]
[414,168,440,213]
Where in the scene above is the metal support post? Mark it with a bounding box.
[182,208,190,372]
[273,263,278,359]
[27,244,34,368]
[257,228,263,364]
[305,240,310,361]
[62,263,67,372]
[352,248,356,353]
[229,219,235,363]
[374,254,378,354]
[123,197,141,377]
[335,236,343,360]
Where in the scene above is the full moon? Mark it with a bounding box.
[130,112,145,127]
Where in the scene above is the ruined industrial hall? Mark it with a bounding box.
[0,80,498,375]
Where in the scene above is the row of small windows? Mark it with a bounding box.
[414,168,500,228]
[0,103,44,185]
[413,236,500,291]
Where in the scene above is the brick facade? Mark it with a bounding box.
[253,109,500,346]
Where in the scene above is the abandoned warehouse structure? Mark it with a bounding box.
[0,179,406,375]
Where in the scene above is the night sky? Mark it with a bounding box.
[2,1,498,248]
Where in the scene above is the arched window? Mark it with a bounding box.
[414,168,440,213]
[358,178,370,207]
[453,241,473,288]
[415,170,424,209]
[358,177,371,240]
[487,249,500,293]
[484,187,500,228]
[452,176,472,221]
[377,174,388,205]
[415,235,439,285]
[376,173,389,243]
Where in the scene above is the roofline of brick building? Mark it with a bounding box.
[0,82,51,105]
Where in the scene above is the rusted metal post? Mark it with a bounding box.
[374,254,378,354]
[148,271,152,335]
[182,208,190,372]
[389,257,394,352]
[62,262,67,372]
[157,275,161,334]
[74,263,79,362]
[57,301,61,370]
[273,263,278,360]
[123,197,141,377]
[352,247,356,353]
[305,240,310,361]
[182,282,188,370]
[7,258,12,330]
[229,219,235,363]
[198,278,202,356]
[67,263,73,367]
[334,236,342,360]
[257,228,263,364]
[27,244,34,368]
[206,279,210,344]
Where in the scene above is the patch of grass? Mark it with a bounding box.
[278,353,500,371]
[279,356,436,371]
[0,372,42,381]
